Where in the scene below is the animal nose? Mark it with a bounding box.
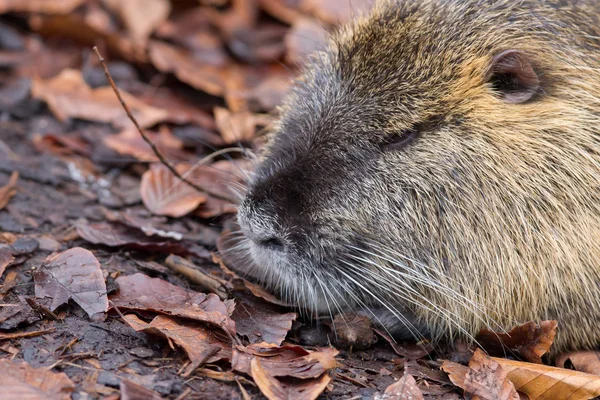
[238,195,288,253]
[257,236,285,252]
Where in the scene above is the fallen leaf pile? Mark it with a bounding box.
[1,1,600,399]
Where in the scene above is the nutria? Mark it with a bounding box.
[231,0,600,353]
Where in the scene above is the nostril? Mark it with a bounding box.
[258,237,285,252]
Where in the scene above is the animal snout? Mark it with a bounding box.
[238,194,289,253]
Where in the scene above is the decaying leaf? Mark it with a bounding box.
[379,374,424,400]
[556,351,600,376]
[332,314,376,350]
[34,247,109,320]
[0,359,75,400]
[111,273,236,335]
[120,378,164,400]
[140,163,207,218]
[232,294,297,346]
[0,171,18,210]
[75,221,210,259]
[122,314,232,375]
[213,107,257,143]
[251,357,333,400]
[232,342,338,379]
[375,329,434,360]
[103,128,185,162]
[31,69,168,128]
[476,320,558,363]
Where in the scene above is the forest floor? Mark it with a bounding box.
[0,1,598,400]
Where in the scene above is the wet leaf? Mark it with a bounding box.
[103,0,170,43]
[31,69,168,128]
[0,359,75,400]
[232,343,338,379]
[556,351,600,376]
[232,294,297,346]
[122,314,232,375]
[0,171,19,210]
[140,163,207,218]
[380,374,424,400]
[34,247,108,320]
[75,221,210,259]
[0,0,85,14]
[476,320,558,363]
[111,273,236,335]
[251,357,333,400]
[148,40,226,96]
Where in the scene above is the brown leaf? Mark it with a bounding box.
[374,329,434,360]
[556,351,600,375]
[148,40,226,96]
[31,69,168,129]
[332,314,376,350]
[103,0,171,43]
[0,247,15,279]
[441,360,469,389]
[250,357,332,400]
[284,18,328,66]
[495,356,600,399]
[232,343,338,379]
[301,0,376,24]
[111,273,236,335]
[476,320,558,363]
[0,171,18,210]
[34,247,109,320]
[214,107,257,143]
[140,163,207,218]
[122,314,232,375]
[0,0,85,14]
[103,128,185,163]
[120,378,164,400]
[465,349,519,400]
[232,293,297,345]
[381,374,424,400]
[259,0,305,25]
[0,359,75,400]
[75,221,210,259]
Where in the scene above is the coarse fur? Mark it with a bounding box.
[231,0,600,353]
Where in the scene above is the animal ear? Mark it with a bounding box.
[488,50,540,104]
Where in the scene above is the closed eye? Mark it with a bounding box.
[380,126,420,152]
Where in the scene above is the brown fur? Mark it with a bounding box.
[234,0,600,353]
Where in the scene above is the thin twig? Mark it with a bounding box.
[92,46,234,202]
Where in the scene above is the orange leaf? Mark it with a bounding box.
[140,163,207,218]
[0,171,18,210]
[465,349,519,400]
[250,357,332,400]
[381,374,424,400]
[556,351,600,376]
[0,359,75,399]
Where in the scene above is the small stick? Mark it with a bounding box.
[92,46,233,202]
[164,254,229,300]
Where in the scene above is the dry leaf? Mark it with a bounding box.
[301,0,376,24]
[284,18,328,65]
[0,171,18,210]
[34,247,109,320]
[476,320,558,363]
[148,40,226,96]
[380,374,424,400]
[232,343,338,378]
[465,349,519,400]
[332,314,376,350]
[375,329,434,360]
[122,314,232,374]
[0,247,14,279]
[31,69,168,128]
[103,128,185,162]
[120,378,164,400]
[75,221,210,259]
[141,163,207,218]
[103,0,170,43]
[0,0,85,14]
[495,356,600,400]
[214,107,257,143]
[251,357,332,400]
[0,359,75,400]
[111,273,236,335]
[232,294,297,346]
[556,351,600,376]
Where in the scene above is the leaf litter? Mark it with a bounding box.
[1,0,598,399]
